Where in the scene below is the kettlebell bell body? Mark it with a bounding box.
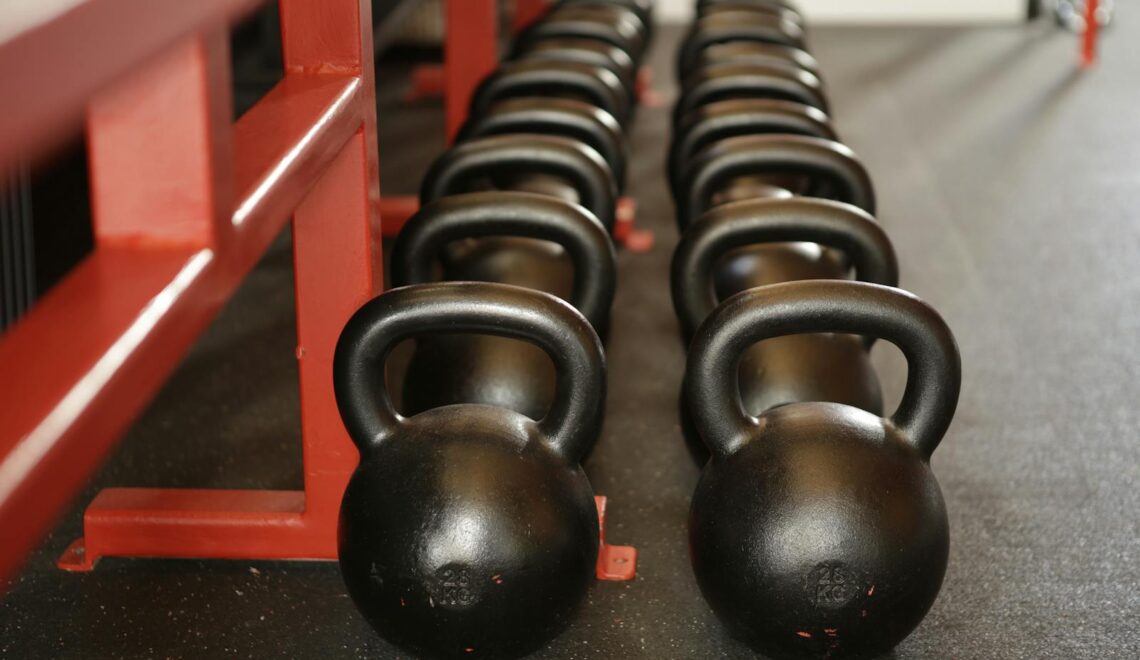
[685,280,961,658]
[335,282,607,659]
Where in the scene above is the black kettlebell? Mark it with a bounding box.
[558,0,656,35]
[677,134,875,228]
[470,60,632,127]
[392,192,615,421]
[511,37,638,99]
[698,0,805,20]
[420,134,617,233]
[691,41,819,79]
[699,2,805,27]
[673,197,898,420]
[674,63,829,125]
[458,98,628,193]
[677,11,806,80]
[524,6,648,62]
[685,279,961,659]
[335,282,606,659]
[669,99,836,201]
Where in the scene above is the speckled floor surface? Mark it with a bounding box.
[2,18,1138,660]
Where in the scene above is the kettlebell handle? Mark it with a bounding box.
[668,99,837,199]
[679,134,875,228]
[673,64,829,124]
[685,280,960,461]
[458,99,628,194]
[420,134,617,233]
[390,192,617,333]
[334,282,606,464]
[671,197,898,340]
[469,61,632,127]
[677,14,807,81]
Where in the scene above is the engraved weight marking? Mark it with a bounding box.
[433,565,479,609]
[808,563,858,608]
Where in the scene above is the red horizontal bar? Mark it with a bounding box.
[231,73,365,252]
[0,0,266,171]
[0,246,216,581]
[58,488,311,570]
[0,71,367,584]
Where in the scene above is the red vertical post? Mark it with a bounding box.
[87,30,233,249]
[445,0,499,142]
[278,0,383,545]
[1081,0,1099,67]
[513,0,548,34]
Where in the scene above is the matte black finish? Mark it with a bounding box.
[390,192,616,420]
[546,4,650,42]
[334,282,606,659]
[689,41,820,79]
[419,134,617,233]
[523,6,648,62]
[698,0,804,22]
[700,3,804,27]
[674,63,829,125]
[686,280,961,659]
[458,98,628,193]
[557,0,655,29]
[511,37,637,99]
[677,11,806,80]
[669,99,836,199]
[678,134,876,228]
[469,60,633,127]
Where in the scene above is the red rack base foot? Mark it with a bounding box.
[614,197,653,252]
[56,487,324,572]
[403,65,445,102]
[594,495,637,581]
[57,538,93,571]
[58,490,637,582]
[636,67,664,108]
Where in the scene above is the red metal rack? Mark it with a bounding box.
[1081,0,1100,67]
[378,0,500,230]
[0,0,382,584]
[0,0,635,586]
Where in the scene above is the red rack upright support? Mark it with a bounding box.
[444,0,499,141]
[1081,0,1100,67]
[0,0,383,582]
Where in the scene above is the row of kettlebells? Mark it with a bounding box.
[670,2,963,659]
[334,2,654,659]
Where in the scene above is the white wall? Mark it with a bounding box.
[657,0,1025,25]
